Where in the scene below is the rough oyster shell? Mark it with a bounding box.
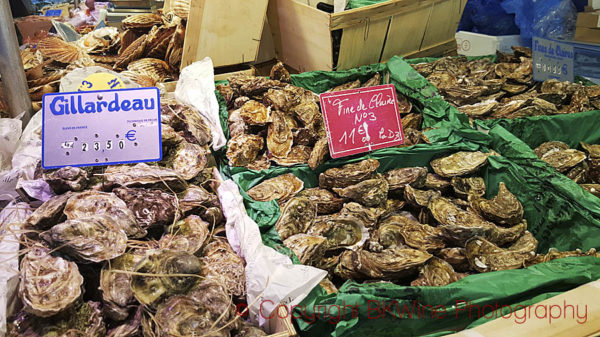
[308,137,329,170]
[263,87,297,111]
[430,151,490,178]
[540,149,586,172]
[297,187,346,214]
[271,145,312,166]
[361,72,381,87]
[424,173,451,191]
[283,234,327,265]
[401,113,423,130]
[64,190,146,238]
[227,134,264,167]
[333,174,389,207]
[267,110,294,158]
[466,231,538,272]
[40,215,127,263]
[201,238,246,297]
[291,100,321,126]
[113,187,178,229]
[404,185,441,208]
[581,142,600,158]
[580,184,600,197]
[319,158,379,189]
[469,182,523,225]
[43,166,88,193]
[275,197,317,240]
[335,247,432,281]
[457,100,498,118]
[411,257,463,287]
[164,141,208,180]
[534,141,570,159]
[122,13,162,29]
[378,214,444,251]
[247,173,303,204]
[307,215,369,250]
[383,166,428,191]
[329,79,360,92]
[104,163,185,191]
[19,246,83,317]
[25,192,72,230]
[179,184,219,214]
[162,102,212,146]
[114,34,147,69]
[37,37,88,64]
[100,253,143,321]
[451,176,486,199]
[270,61,291,83]
[240,100,271,125]
[29,81,59,101]
[436,247,470,272]
[106,306,143,337]
[246,152,271,171]
[229,75,285,96]
[159,215,210,254]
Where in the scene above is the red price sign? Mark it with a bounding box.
[319,84,405,159]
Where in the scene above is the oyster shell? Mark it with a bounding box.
[19,246,84,317]
[361,72,381,87]
[411,257,462,286]
[246,152,272,171]
[329,79,361,92]
[308,137,329,170]
[164,141,208,180]
[469,182,523,225]
[283,234,327,265]
[104,163,185,191]
[159,215,210,255]
[240,100,271,125]
[307,215,368,250]
[340,202,384,228]
[201,238,246,297]
[335,248,432,281]
[534,141,570,159]
[377,214,444,251]
[229,75,285,96]
[37,37,88,64]
[100,253,143,321]
[227,134,264,167]
[40,215,127,263]
[267,110,294,158]
[64,190,146,238]
[465,231,538,272]
[333,174,389,207]
[275,197,317,240]
[270,61,291,83]
[319,158,379,189]
[451,176,486,199]
[403,185,441,208]
[430,151,490,177]
[540,149,586,172]
[297,187,346,214]
[581,142,600,158]
[263,87,298,111]
[424,173,451,191]
[107,306,143,337]
[25,192,72,230]
[580,184,600,197]
[383,166,428,191]
[271,145,312,166]
[247,173,303,204]
[122,13,162,29]
[179,184,219,214]
[457,100,498,118]
[436,247,470,272]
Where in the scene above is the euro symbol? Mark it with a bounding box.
[125,130,137,141]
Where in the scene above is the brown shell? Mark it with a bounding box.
[267,111,294,158]
[534,141,570,159]
[401,113,423,130]
[29,81,59,101]
[297,188,346,214]
[334,248,432,281]
[430,151,490,178]
[247,173,304,204]
[319,158,380,189]
[465,232,537,272]
[333,174,389,207]
[275,197,317,240]
[165,23,185,69]
[361,72,381,87]
[172,0,191,19]
[202,238,246,297]
[113,187,178,229]
[404,185,441,208]
[226,134,264,167]
[127,58,173,82]
[89,54,120,65]
[424,173,451,192]
[145,25,176,59]
[581,142,600,158]
[469,182,524,226]
[239,100,271,125]
[307,215,367,250]
[25,192,72,230]
[27,69,63,87]
[457,100,498,118]
[114,34,148,69]
[118,30,139,55]
[340,202,384,228]
[451,177,486,199]
[397,94,413,114]
[122,14,162,29]
[378,214,445,251]
[271,145,311,166]
[270,61,291,83]
[283,234,327,265]
[308,137,329,170]
[120,70,157,87]
[436,247,470,272]
[246,152,271,171]
[37,37,88,64]
[383,166,428,191]
[411,257,462,287]
[580,184,600,197]
[540,149,586,172]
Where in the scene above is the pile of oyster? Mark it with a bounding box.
[248,152,599,288]
[7,101,267,337]
[411,46,600,120]
[535,141,600,197]
[219,64,419,171]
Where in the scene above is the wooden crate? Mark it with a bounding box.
[267,306,298,337]
[177,0,269,69]
[267,0,466,72]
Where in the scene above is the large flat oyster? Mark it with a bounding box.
[113,187,178,229]
[297,187,346,214]
[104,163,185,191]
[308,137,329,170]
[25,192,72,230]
[430,151,490,177]
[307,215,368,250]
[247,173,304,204]
[100,253,144,321]
[267,110,294,158]
[540,149,586,172]
[240,100,271,125]
[469,182,523,225]
[339,202,384,228]
[404,185,441,208]
[164,141,208,180]
[201,238,246,297]
[283,234,327,265]
[377,214,445,251]
[159,215,210,255]
[451,177,486,199]
[534,141,570,159]
[333,174,389,207]
[275,197,317,240]
[335,248,432,281]
[226,134,264,167]
[43,166,89,193]
[271,145,311,166]
[465,231,538,272]
[319,158,380,189]
[411,257,463,286]
[383,167,428,191]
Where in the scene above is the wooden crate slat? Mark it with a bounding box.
[336,16,389,70]
[380,3,432,60]
[421,0,464,49]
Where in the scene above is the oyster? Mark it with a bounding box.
[271,145,312,166]
[43,166,89,193]
[64,190,146,238]
[107,306,143,337]
[246,152,271,171]
[247,173,303,204]
[159,215,210,255]
[457,100,498,118]
[540,149,586,172]
[424,173,451,191]
[131,250,203,307]
[270,61,291,82]
[229,75,285,96]
[291,99,321,126]
[319,158,379,189]
[451,177,486,199]
[179,184,219,214]
[335,248,432,281]
[37,37,88,64]
[430,151,490,177]
[113,187,178,229]
[297,187,345,214]
[469,182,523,225]
[164,103,212,146]
[164,141,208,180]
[275,197,317,240]
[263,87,298,111]
[581,142,600,158]
[19,246,84,317]
[580,184,600,197]
[308,137,329,170]
[40,215,127,263]
[383,166,428,191]
[307,215,368,250]
[361,72,381,87]
[267,110,294,158]
[436,247,470,272]
[329,79,361,92]
[403,185,441,207]
[534,141,570,159]
[333,174,389,207]
[122,13,162,29]
[240,100,271,125]
[104,163,185,191]
[339,202,384,228]
[283,234,327,265]
[100,253,144,321]
[411,257,463,286]
[201,238,246,297]
[465,231,538,272]
[378,214,444,251]
[227,134,264,167]
[25,192,72,230]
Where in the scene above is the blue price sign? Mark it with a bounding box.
[44,9,63,16]
[41,87,162,169]
[533,37,574,82]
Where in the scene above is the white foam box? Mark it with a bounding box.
[590,0,600,10]
[455,31,524,56]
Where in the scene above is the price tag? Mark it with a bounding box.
[44,9,63,16]
[320,84,404,159]
[78,73,126,91]
[532,37,574,82]
[41,87,162,169]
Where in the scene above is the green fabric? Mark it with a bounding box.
[346,0,388,9]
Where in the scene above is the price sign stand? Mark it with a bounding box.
[319,84,405,159]
[41,87,162,169]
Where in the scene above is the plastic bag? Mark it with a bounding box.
[459,0,520,36]
[502,0,577,44]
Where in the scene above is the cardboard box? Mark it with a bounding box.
[455,31,523,56]
[577,12,600,28]
[575,26,600,44]
[14,16,54,43]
